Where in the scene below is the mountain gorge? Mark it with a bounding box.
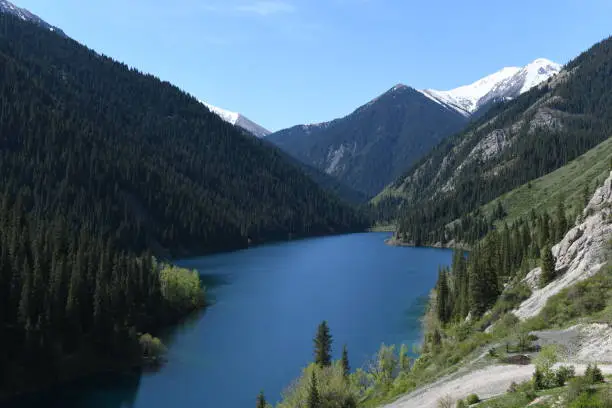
[267,59,560,198]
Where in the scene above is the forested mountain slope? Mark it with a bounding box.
[0,12,365,392]
[377,36,612,243]
[0,12,365,256]
[267,85,469,197]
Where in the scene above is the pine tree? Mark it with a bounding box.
[468,247,487,317]
[555,201,568,241]
[540,246,555,288]
[256,391,267,408]
[341,344,350,378]
[582,185,591,208]
[307,370,320,408]
[436,269,449,323]
[18,262,31,325]
[540,213,550,247]
[313,321,332,367]
[399,344,411,372]
[533,367,544,390]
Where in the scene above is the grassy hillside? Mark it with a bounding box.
[481,135,612,225]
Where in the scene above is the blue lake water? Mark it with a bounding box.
[8,232,451,408]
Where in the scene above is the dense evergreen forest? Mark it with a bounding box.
[381,36,612,244]
[433,202,571,327]
[0,13,366,393]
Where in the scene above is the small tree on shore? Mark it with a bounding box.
[256,391,267,408]
[314,321,333,367]
[341,344,350,378]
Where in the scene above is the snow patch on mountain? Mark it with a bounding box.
[420,59,561,117]
[201,101,271,138]
[203,102,240,126]
[0,0,64,35]
[422,67,520,116]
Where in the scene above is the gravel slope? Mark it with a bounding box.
[383,363,612,408]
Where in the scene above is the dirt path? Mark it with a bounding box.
[383,364,612,408]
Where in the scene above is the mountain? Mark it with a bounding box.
[202,101,271,138]
[0,7,366,255]
[377,36,612,244]
[0,0,64,35]
[420,58,561,117]
[0,10,368,392]
[267,85,469,197]
[267,59,560,198]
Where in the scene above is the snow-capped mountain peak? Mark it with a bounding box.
[420,58,561,117]
[516,58,561,93]
[0,0,65,35]
[422,66,520,116]
[201,101,271,138]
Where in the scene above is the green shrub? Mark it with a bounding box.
[456,400,467,408]
[566,377,590,404]
[437,395,453,408]
[568,392,601,408]
[533,367,545,390]
[585,363,605,385]
[523,388,537,403]
[507,381,519,393]
[534,345,558,372]
[491,313,520,338]
[139,333,167,361]
[495,283,532,313]
[535,269,612,327]
[454,323,473,342]
[466,394,480,405]
[555,365,576,387]
[159,263,205,312]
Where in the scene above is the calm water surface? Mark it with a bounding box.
[9,232,451,408]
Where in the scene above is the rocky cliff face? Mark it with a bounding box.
[514,170,612,320]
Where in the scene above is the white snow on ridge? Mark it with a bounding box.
[420,58,561,117]
[422,67,520,116]
[201,101,271,138]
[0,0,64,34]
[202,102,240,126]
[518,58,562,93]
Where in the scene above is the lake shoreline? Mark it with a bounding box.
[166,228,369,261]
[384,235,470,250]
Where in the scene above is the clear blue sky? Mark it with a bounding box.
[13,0,612,131]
